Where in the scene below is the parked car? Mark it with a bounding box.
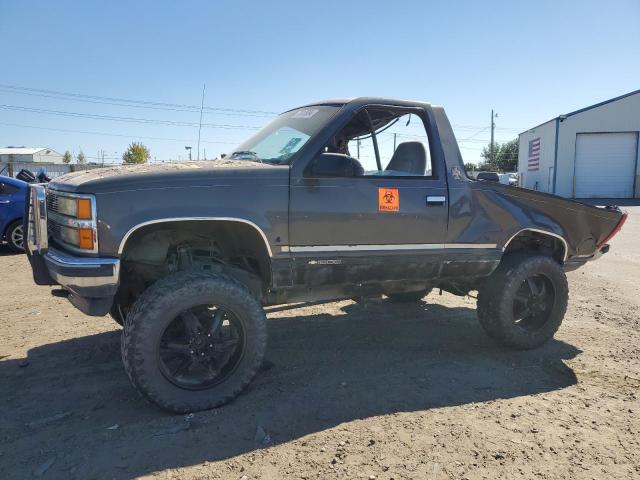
[499,172,518,186]
[476,171,500,182]
[25,97,627,413]
[0,175,27,252]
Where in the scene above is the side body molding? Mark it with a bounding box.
[117,217,274,257]
[502,228,568,262]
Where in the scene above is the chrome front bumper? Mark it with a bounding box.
[26,184,120,315]
[43,247,120,298]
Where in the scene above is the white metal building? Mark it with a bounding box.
[518,89,640,199]
[0,147,64,164]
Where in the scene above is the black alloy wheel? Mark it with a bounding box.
[158,305,245,390]
[512,274,555,331]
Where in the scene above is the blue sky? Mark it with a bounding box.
[1,0,638,164]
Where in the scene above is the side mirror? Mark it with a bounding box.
[308,153,360,177]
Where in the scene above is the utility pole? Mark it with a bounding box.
[197,83,206,160]
[490,109,498,162]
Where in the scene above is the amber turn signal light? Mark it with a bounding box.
[78,228,94,250]
[77,198,92,220]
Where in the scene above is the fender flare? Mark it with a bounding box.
[502,228,568,262]
[117,217,273,257]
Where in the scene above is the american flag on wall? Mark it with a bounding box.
[527,137,540,171]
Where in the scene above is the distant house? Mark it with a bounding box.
[0,147,64,164]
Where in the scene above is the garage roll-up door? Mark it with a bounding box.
[574,132,638,198]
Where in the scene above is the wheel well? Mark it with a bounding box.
[503,229,567,263]
[3,217,22,236]
[117,220,271,309]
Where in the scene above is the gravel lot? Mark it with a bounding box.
[1,207,639,480]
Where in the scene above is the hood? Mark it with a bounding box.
[50,160,289,194]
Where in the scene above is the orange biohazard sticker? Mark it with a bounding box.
[378,188,399,212]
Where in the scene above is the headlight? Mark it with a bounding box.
[58,225,79,245]
[56,196,93,219]
[48,191,98,253]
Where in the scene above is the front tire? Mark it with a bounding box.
[477,254,568,350]
[121,271,267,413]
[6,220,25,253]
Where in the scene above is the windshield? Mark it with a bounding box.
[230,105,340,164]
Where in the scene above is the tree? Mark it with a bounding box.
[480,138,519,172]
[464,162,476,172]
[122,142,150,164]
[62,150,72,164]
[76,151,86,164]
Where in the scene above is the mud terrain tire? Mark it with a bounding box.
[121,271,267,413]
[477,254,568,350]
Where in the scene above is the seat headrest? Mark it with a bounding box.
[385,142,427,175]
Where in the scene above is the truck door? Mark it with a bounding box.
[288,106,448,286]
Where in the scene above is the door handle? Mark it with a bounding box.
[426,195,446,206]
[0,200,10,204]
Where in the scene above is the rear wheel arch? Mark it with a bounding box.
[3,216,22,236]
[502,228,568,263]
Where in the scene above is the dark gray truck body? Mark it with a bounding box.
[25,97,624,315]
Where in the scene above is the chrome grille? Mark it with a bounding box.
[47,220,62,240]
[46,191,63,246]
[46,192,60,214]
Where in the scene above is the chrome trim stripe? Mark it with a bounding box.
[502,228,568,262]
[118,217,273,257]
[45,249,119,268]
[448,243,499,249]
[290,244,444,252]
[289,243,497,253]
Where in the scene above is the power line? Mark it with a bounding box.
[0,83,278,116]
[0,104,261,130]
[0,83,527,131]
[0,87,273,118]
[0,121,238,145]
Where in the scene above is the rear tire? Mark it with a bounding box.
[121,271,267,413]
[6,220,25,253]
[477,254,568,350]
[386,288,432,303]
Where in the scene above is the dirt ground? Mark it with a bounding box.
[1,208,639,480]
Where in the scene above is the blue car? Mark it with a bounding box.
[0,175,28,252]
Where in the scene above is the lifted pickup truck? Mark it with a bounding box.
[25,97,627,413]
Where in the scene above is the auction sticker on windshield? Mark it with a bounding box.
[291,108,319,119]
[378,188,399,212]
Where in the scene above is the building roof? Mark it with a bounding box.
[520,88,640,135]
[0,147,58,155]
